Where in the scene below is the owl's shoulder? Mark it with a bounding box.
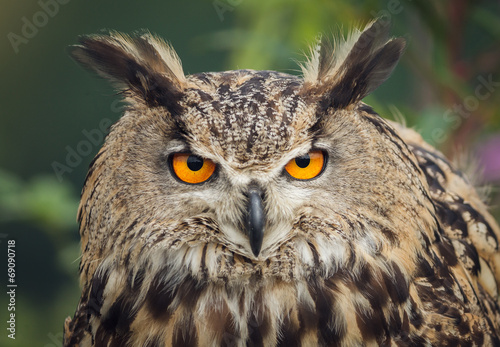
[391,120,500,312]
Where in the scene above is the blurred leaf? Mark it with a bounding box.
[0,169,79,234]
[471,6,500,37]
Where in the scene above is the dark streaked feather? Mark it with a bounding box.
[301,19,405,110]
[69,32,185,114]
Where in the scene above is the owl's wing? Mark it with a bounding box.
[63,289,91,347]
[391,121,500,330]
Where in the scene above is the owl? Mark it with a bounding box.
[63,19,500,346]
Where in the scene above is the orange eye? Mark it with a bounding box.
[171,153,216,184]
[285,150,325,180]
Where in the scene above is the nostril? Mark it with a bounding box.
[245,183,265,201]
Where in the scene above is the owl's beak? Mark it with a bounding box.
[245,187,265,257]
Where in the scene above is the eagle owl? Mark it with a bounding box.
[64,20,500,346]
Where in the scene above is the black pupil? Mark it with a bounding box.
[187,155,204,171]
[295,154,310,168]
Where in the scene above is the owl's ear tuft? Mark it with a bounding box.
[69,31,186,114]
[300,19,405,110]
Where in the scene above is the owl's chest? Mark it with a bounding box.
[131,275,383,346]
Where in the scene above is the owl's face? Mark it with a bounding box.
[72,23,429,284]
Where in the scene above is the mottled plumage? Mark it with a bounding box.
[64,20,500,346]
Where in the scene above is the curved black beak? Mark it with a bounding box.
[245,187,265,257]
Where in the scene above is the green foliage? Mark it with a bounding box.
[0,170,78,233]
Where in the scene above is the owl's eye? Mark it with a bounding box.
[285,150,326,180]
[171,153,216,184]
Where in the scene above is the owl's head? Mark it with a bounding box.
[71,20,433,284]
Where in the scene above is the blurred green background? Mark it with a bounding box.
[1,0,499,345]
